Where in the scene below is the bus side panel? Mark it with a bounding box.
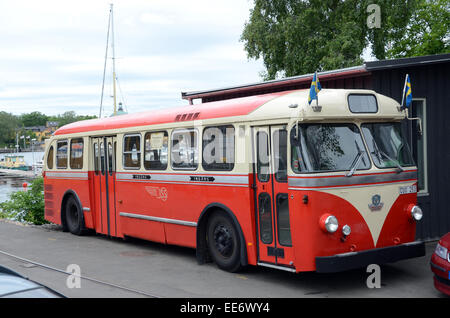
[44,176,59,225]
[120,217,167,244]
[44,174,91,228]
[164,224,196,248]
[163,180,257,264]
[114,173,258,265]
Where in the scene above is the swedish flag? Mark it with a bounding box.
[308,71,322,105]
[403,74,412,108]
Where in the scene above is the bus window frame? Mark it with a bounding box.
[123,133,142,170]
[47,144,54,170]
[144,130,169,171]
[56,139,68,169]
[202,125,235,172]
[70,138,84,170]
[170,128,199,171]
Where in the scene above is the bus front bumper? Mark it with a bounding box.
[315,241,426,273]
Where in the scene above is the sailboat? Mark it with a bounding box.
[99,4,128,118]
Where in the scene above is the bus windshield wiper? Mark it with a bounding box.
[346,141,366,177]
[372,139,404,173]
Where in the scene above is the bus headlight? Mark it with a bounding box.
[319,214,339,233]
[408,204,423,221]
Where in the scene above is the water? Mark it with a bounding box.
[0,151,43,203]
[0,175,35,203]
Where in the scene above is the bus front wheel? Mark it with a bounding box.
[206,212,241,272]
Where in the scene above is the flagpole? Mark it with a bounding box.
[401,74,408,109]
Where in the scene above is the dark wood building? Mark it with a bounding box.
[182,53,450,241]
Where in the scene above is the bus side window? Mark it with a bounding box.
[108,142,113,176]
[56,140,68,169]
[202,125,235,171]
[93,142,99,175]
[47,146,54,170]
[70,138,84,169]
[100,142,105,175]
[144,131,168,170]
[171,128,198,170]
[123,134,141,169]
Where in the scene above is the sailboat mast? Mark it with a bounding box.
[111,3,117,116]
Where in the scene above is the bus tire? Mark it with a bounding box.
[206,211,242,272]
[64,195,86,236]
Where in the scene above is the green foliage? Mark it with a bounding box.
[20,111,48,127]
[47,111,97,127]
[241,0,449,79]
[386,0,450,58]
[0,177,47,225]
[0,111,20,147]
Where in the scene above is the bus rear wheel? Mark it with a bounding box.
[206,212,241,272]
[65,196,86,236]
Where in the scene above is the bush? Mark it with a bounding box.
[0,177,47,225]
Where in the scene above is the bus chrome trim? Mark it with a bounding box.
[116,173,249,186]
[45,172,89,180]
[288,170,417,189]
[257,262,297,273]
[119,212,197,227]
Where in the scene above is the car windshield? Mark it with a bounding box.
[290,123,370,173]
[361,122,414,169]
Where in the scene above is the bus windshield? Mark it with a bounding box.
[361,122,414,169]
[290,123,370,173]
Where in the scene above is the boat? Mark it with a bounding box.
[0,155,29,171]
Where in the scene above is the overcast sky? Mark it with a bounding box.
[0,0,264,117]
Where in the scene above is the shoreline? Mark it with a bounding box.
[0,168,40,179]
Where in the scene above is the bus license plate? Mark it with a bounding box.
[399,185,417,195]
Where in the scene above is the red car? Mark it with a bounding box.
[430,233,450,296]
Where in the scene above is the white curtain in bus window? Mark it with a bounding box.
[70,138,84,169]
[202,126,235,171]
[56,140,68,169]
[171,129,198,170]
[123,135,141,169]
[144,131,168,170]
[348,94,378,113]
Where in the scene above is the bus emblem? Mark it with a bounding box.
[368,194,384,211]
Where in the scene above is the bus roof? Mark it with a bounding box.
[54,91,288,136]
[54,89,403,136]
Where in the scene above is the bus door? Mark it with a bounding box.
[92,136,117,237]
[253,125,294,269]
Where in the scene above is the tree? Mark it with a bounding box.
[20,111,48,127]
[386,0,450,58]
[0,112,19,147]
[48,111,97,127]
[241,0,447,79]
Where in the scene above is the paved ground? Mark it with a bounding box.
[0,219,446,298]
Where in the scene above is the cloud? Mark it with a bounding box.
[0,0,263,116]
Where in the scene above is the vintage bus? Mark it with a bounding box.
[43,88,425,273]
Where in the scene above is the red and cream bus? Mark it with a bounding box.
[43,88,425,273]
